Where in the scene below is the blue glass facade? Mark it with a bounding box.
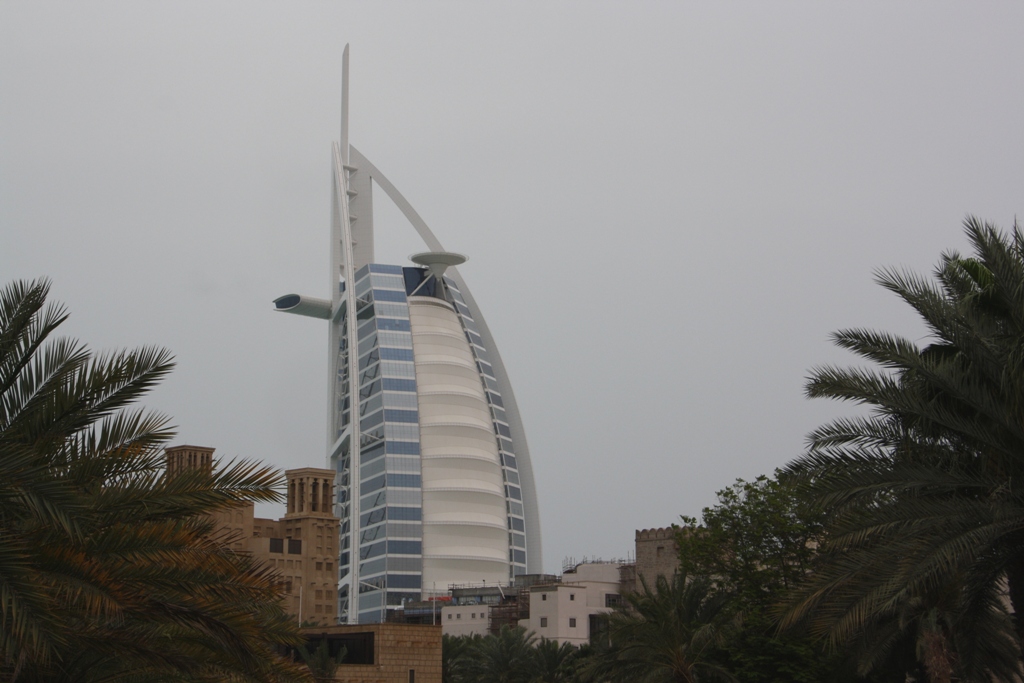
[335,264,424,622]
[332,264,528,622]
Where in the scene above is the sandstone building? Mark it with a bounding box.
[634,527,680,589]
[297,623,441,683]
[165,445,340,625]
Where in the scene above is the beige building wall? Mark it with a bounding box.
[521,562,622,646]
[300,623,441,683]
[167,446,253,552]
[165,444,213,477]
[210,503,255,552]
[260,467,339,625]
[165,447,340,625]
[440,604,491,637]
[634,527,680,590]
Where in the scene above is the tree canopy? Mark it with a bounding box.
[677,473,851,683]
[0,278,309,682]
[678,473,823,605]
[781,218,1024,682]
[590,571,738,683]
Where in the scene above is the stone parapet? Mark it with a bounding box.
[300,623,441,683]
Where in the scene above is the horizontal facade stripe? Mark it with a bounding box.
[413,358,478,370]
[421,555,508,564]
[420,485,505,497]
[422,520,508,530]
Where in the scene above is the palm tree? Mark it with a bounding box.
[298,637,346,683]
[589,572,737,683]
[442,633,480,683]
[532,637,580,682]
[460,626,539,683]
[0,278,309,682]
[780,218,1024,680]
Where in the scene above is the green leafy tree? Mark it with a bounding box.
[780,217,1024,681]
[677,474,847,683]
[587,572,737,683]
[0,278,309,682]
[678,473,823,603]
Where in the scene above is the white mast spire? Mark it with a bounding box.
[341,44,350,166]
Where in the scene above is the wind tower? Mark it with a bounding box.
[273,46,542,624]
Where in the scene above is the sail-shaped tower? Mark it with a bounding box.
[274,47,542,624]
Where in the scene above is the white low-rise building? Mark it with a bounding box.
[441,603,493,637]
[522,561,622,645]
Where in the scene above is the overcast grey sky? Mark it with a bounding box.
[2,2,1022,572]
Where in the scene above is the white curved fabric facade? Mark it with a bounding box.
[409,297,509,588]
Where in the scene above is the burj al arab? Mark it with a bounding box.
[274,47,542,624]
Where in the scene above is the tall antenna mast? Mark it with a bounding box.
[340,44,350,165]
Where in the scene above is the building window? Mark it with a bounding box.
[540,617,547,627]
[316,562,323,572]
[541,594,547,601]
[471,613,476,619]
[269,538,284,553]
[569,618,577,628]
[570,594,575,601]
[456,614,461,619]
[447,614,452,620]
